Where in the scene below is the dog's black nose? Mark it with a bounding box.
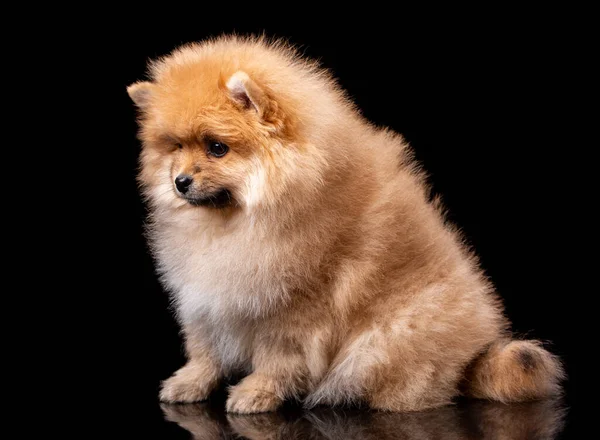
[175,175,193,193]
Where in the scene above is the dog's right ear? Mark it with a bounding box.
[127,81,154,109]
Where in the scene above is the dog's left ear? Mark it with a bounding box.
[127,81,155,109]
[225,71,287,131]
[225,71,269,115]
[225,71,264,113]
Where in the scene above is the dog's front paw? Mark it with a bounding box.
[159,364,218,403]
[226,375,282,414]
[226,388,281,414]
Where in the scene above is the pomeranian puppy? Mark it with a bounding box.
[128,36,563,413]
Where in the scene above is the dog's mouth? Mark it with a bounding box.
[184,188,234,209]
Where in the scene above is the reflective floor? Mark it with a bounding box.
[158,395,568,439]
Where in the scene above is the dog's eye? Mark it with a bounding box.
[175,143,183,150]
[207,140,229,157]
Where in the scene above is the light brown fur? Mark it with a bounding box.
[128,35,564,413]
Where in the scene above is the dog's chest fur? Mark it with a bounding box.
[152,213,292,325]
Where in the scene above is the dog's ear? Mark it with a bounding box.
[225,71,268,114]
[127,81,154,109]
[225,71,287,131]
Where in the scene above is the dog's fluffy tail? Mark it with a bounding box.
[463,339,565,402]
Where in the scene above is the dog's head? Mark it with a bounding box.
[128,39,330,215]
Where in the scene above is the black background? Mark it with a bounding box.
[77,10,590,438]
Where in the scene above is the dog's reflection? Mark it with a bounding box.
[162,399,566,440]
